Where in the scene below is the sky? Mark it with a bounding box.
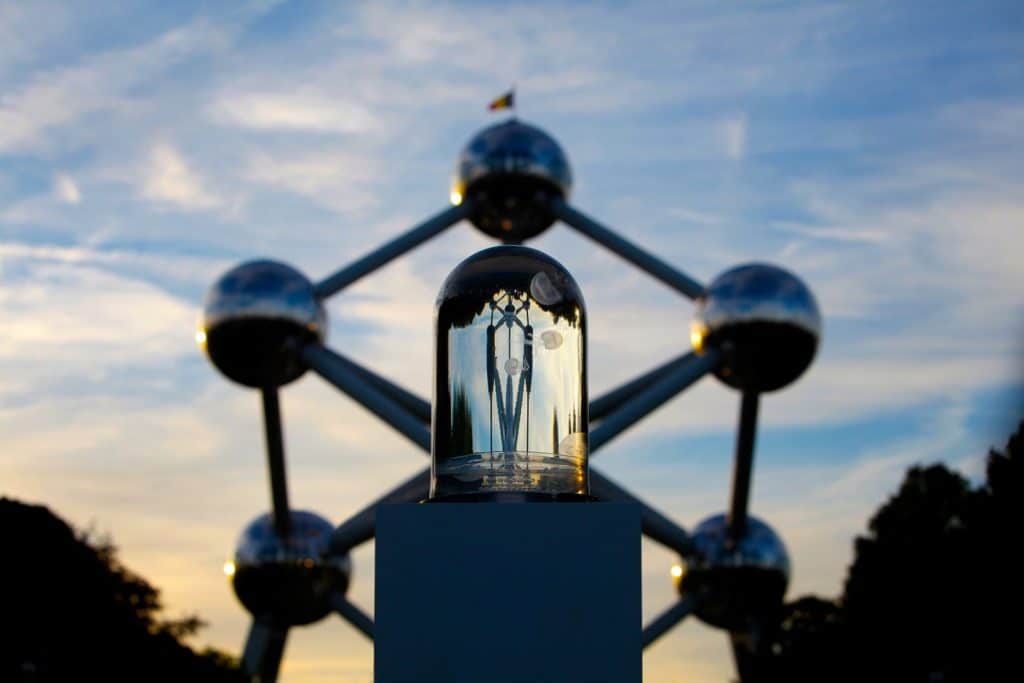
[1,0,1022,680]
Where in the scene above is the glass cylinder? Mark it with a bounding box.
[431,246,588,501]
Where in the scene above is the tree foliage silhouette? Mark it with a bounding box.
[762,419,1024,682]
[0,497,246,682]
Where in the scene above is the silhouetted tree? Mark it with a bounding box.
[842,463,974,680]
[761,596,847,682]
[0,497,246,682]
[761,419,1024,682]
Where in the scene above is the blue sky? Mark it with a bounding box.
[1,1,1022,680]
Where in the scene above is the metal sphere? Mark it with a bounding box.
[199,260,326,388]
[451,119,572,243]
[674,514,790,631]
[228,510,351,627]
[691,263,821,392]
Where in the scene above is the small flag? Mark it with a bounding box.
[488,89,515,112]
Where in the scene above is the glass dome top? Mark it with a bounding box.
[431,246,588,500]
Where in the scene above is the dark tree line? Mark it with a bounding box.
[762,419,1024,682]
[0,498,246,682]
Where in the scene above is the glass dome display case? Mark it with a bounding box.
[431,245,588,501]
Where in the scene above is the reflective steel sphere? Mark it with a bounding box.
[691,263,821,392]
[674,514,790,630]
[228,510,351,627]
[199,260,325,388]
[451,119,572,243]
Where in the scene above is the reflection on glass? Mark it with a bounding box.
[431,246,588,500]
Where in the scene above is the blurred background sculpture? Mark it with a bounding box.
[196,115,822,682]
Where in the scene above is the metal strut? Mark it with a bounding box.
[642,595,698,648]
[727,391,760,542]
[241,617,288,683]
[261,386,291,538]
[548,196,705,299]
[590,349,721,453]
[300,344,430,452]
[314,202,472,298]
[332,594,375,641]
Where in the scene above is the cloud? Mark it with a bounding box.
[0,241,231,295]
[141,143,221,211]
[53,172,81,204]
[0,2,72,78]
[244,148,382,214]
[212,92,382,134]
[344,1,555,69]
[0,260,193,360]
[721,113,748,160]
[0,255,198,403]
[337,2,661,115]
[940,98,1024,140]
[0,21,229,153]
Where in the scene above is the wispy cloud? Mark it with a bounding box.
[212,92,382,134]
[53,172,81,204]
[0,2,72,78]
[244,148,382,214]
[0,250,204,408]
[775,221,891,245]
[0,21,229,153]
[140,143,221,211]
[721,113,748,160]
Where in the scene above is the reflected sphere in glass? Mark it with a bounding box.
[691,263,821,392]
[451,119,572,243]
[199,260,326,388]
[431,246,588,501]
[230,510,351,626]
[674,514,790,630]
